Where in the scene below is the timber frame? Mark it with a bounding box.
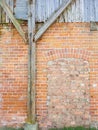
[0,0,73,124]
[34,0,73,42]
[27,0,36,123]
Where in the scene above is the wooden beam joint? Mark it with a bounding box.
[0,0,27,43]
[34,0,73,42]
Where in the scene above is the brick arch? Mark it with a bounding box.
[43,48,91,62]
[37,48,91,128]
[41,48,91,128]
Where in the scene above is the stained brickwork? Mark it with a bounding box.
[0,23,98,129]
[0,25,28,127]
[36,23,98,129]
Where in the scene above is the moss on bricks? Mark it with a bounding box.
[0,127,24,130]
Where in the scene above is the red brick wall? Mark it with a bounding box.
[36,23,98,129]
[0,25,28,127]
[0,23,98,129]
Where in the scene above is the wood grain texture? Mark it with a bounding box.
[28,0,36,123]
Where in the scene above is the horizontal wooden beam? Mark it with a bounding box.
[0,0,27,43]
[34,0,72,42]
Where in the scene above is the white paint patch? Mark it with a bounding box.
[81,83,85,87]
[93,84,97,88]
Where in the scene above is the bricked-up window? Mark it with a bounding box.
[47,58,90,128]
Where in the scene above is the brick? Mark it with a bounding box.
[0,25,28,127]
[1,22,98,129]
[36,23,98,129]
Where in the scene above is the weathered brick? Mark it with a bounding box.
[0,25,28,127]
[46,58,90,128]
[36,23,98,129]
[1,22,98,129]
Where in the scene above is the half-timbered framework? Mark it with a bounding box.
[0,0,98,129]
[0,0,74,123]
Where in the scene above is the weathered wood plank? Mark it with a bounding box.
[71,0,75,22]
[0,0,27,42]
[2,10,6,23]
[28,0,36,123]
[84,0,90,22]
[6,0,10,23]
[0,7,1,23]
[34,0,73,41]
[80,0,84,22]
[1,0,98,24]
[13,0,98,22]
[67,3,71,22]
[14,0,28,20]
[95,0,98,21]
[90,0,96,22]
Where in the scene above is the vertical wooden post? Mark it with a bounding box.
[0,6,2,23]
[28,0,36,123]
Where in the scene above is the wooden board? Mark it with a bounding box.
[14,0,98,22]
[1,0,98,23]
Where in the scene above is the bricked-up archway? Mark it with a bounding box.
[47,58,90,128]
